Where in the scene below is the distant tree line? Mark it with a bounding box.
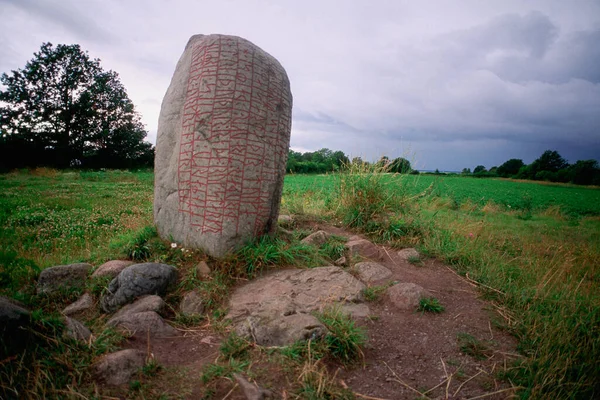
[286,149,414,174]
[0,43,154,171]
[462,150,600,186]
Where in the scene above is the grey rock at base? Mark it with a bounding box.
[107,311,179,337]
[354,262,393,283]
[334,256,347,267]
[63,316,92,342]
[345,238,383,261]
[196,261,211,277]
[92,260,134,279]
[227,266,368,345]
[233,373,273,400]
[109,295,166,321]
[387,282,429,310]
[398,248,420,261]
[154,34,293,258]
[300,230,329,246]
[101,263,177,312]
[37,263,92,294]
[94,349,146,386]
[277,214,293,227]
[63,293,94,316]
[179,291,205,315]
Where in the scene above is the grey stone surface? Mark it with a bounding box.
[63,293,94,316]
[107,311,179,337]
[387,282,428,310]
[154,34,293,258]
[179,291,205,315]
[36,263,92,294]
[345,238,383,260]
[109,295,166,321]
[101,263,177,312]
[227,266,368,345]
[300,230,329,246]
[236,313,327,347]
[398,248,420,261]
[94,349,146,386]
[334,256,348,267]
[233,373,272,400]
[64,316,92,342]
[354,262,393,283]
[92,260,134,278]
[277,214,293,227]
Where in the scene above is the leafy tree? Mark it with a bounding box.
[497,159,524,177]
[388,157,412,173]
[534,150,569,173]
[568,160,600,186]
[473,165,487,174]
[0,42,153,169]
[461,168,471,175]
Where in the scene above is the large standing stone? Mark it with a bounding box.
[100,263,177,312]
[154,34,293,258]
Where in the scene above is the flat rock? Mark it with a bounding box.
[63,293,94,316]
[64,316,92,342]
[301,230,329,246]
[101,263,177,312]
[228,266,368,345]
[94,349,146,386]
[354,262,393,283]
[109,295,166,321]
[345,239,382,261]
[179,291,204,315]
[37,263,92,294]
[92,260,134,279]
[387,282,428,310]
[107,311,178,337]
[154,34,292,258]
[397,248,420,261]
[236,313,327,347]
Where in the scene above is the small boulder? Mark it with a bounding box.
[64,317,92,342]
[301,230,329,246]
[278,214,293,227]
[334,256,348,267]
[94,349,146,386]
[107,311,178,337]
[63,293,94,316]
[101,263,177,312]
[0,296,31,355]
[195,261,211,278]
[92,260,134,279]
[179,291,205,316]
[345,238,382,260]
[340,303,371,319]
[109,295,166,321]
[398,248,420,262]
[354,262,392,283]
[236,313,327,347]
[37,263,92,294]
[387,283,428,310]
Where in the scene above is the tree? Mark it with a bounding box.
[388,157,412,173]
[473,165,487,174]
[0,42,153,169]
[497,159,524,177]
[461,168,471,175]
[568,160,600,186]
[534,150,569,173]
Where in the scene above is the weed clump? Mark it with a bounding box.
[315,306,367,364]
[418,297,445,313]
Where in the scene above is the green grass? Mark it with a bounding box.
[315,306,367,364]
[417,297,445,313]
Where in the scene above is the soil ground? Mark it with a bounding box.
[115,223,519,400]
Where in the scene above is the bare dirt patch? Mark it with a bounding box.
[109,224,518,399]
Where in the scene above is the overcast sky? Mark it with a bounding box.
[1,0,599,171]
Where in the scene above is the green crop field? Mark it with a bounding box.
[283,173,600,216]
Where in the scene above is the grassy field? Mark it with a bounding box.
[1,168,599,399]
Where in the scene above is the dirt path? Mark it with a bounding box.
[121,225,519,399]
